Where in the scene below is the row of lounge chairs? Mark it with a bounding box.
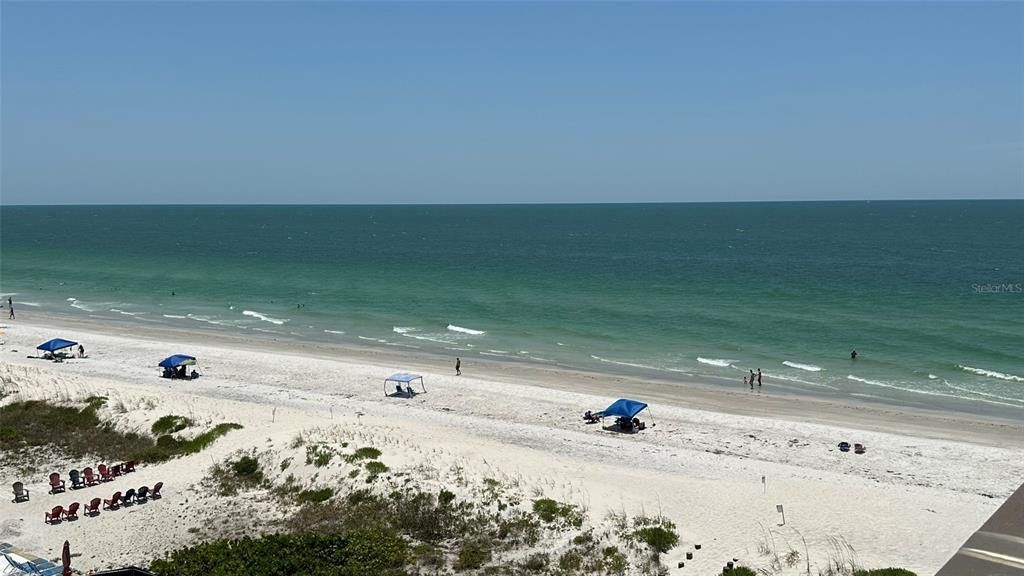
[48,461,137,494]
[43,483,163,524]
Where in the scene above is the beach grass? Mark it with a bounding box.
[0,399,242,467]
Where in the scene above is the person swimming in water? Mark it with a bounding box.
[851,350,858,360]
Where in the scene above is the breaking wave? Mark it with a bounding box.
[957,365,1024,383]
[783,361,822,372]
[447,324,485,335]
[242,310,288,325]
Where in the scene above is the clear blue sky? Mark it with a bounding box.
[2,1,1021,204]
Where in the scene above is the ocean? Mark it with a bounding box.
[1,202,1022,419]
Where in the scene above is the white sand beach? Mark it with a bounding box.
[1,316,1022,575]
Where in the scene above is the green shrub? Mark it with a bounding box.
[208,453,264,496]
[305,444,335,467]
[634,525,679,555]
[366,461,389,475]
[346,446,382,463]
[531,498,584,528]
[602,546,628,574]
[853,570,918,576]
[522,553,549,572]
[296,487,334,504]
[558,549,583,571]
[149,529,408,576]
[232,456,260,478]
[151,415,193,435]
[722,568,756,576]
[453,537,492,571]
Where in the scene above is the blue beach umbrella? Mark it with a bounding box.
[158,354,197,368]
[37,338,78,353]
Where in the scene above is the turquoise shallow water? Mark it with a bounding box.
[1,202,1022,419]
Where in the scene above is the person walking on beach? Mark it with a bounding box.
[757,368,762,387]
[7,297,13,320]
[455,357,462,376]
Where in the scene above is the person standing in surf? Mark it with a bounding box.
[7,297,13,320]
[757,369,762,387]
[455,357,462,376]
[850,350,857,360]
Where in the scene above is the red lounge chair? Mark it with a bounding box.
[84,497,101,516]
[83,467,98,486]
[98,464,112,482]
[64,501,80,520]
[122,460,136,473]
[103,491,122,510]
[150,482,163,499]
[45,505,64,524]
[48,472,66,494]
[110,463,123,477]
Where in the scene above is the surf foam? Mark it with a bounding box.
[957,365,1024,383]
[697,357,732,367]
[847,375,1022,408]
[447,324,485,335]
[242,310,288,325]
[783,361,822,372]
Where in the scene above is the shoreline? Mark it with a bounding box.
[7,312,1021,448]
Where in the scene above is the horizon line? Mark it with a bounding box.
[2,198,1022,208]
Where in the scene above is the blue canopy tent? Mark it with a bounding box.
[37,338,78,356]
[158,354,199,379]
[158,354,196,369]
[602,399,648,419]
[384,372,426,396]
[600,398,653,432]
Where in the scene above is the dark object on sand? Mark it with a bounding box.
[583,410,603,423]
[854,443,866,454]
[838,441,851,452]
[12,481,30,502]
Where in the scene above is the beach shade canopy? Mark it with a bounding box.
[383,372,426,395]
[158,354,197,369]
[37,338,78,353]
[602,398,649,419]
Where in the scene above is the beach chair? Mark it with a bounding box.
[84,497,101,517]
[123,460,137,473]
[103,491,122,510]
[45,505,64,524]
[121,488,136,506]
[854,443,866,455]
[12,482,30,503]
[110,463,123,477]
[136,485,149,502]
[83,467,98,486]
[69,469,85,489]
[64,501,80,520]
[150,481,163,499]
[838,441,851,452]
[48,472,66,494]
[98,464,112,482]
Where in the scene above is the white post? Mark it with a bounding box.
[776,504,785,525]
